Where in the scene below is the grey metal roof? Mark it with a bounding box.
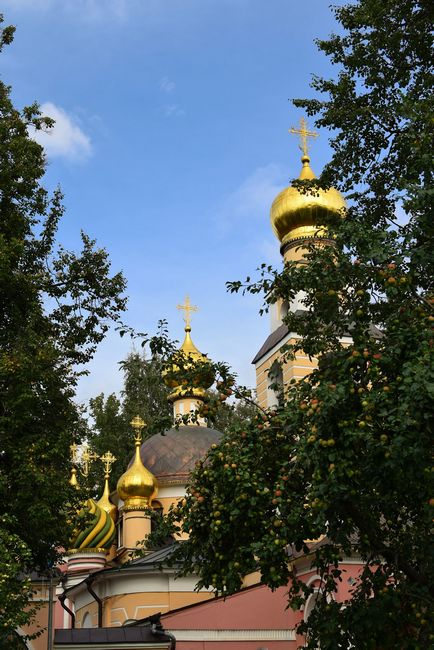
[252,319,382,365]
[54,626,170,646]
[251,323,289,364]
[128,544,178,568]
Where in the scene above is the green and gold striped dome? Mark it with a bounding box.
[70,498,115,551]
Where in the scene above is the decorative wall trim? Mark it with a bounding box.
[54,641,169,650]
[167,628,296,641]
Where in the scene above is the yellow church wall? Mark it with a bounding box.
[74,590,213,628]
[75,600,98,629]
[255,339,318,411]
[168,590,212,610]
[157,495,182,515]
[20,584,52,650]
[72,571,214,629]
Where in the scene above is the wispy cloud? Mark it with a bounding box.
[163,104,185,118]
[214,163,286,233]
[30,102,92,162]
[159,77,184,117]
[159,76,176,94]
[4,0,135,21]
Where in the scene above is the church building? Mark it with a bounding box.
[22,122,364,650]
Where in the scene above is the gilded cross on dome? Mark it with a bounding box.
[70,442,79,465]
[81,445,99,477]
[177,295,198,329]
[289,117,318,157]
[130,415,146,443]
[100,451,117,478]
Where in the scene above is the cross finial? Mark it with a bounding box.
[81,444,99,478]
[70,442,79,465]
[100,451,117,478]
[177,295,199,329]
[130,415,146,444]
[288,117,318,157]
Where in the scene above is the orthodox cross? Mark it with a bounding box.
[100,451,117,478]
[70,442,79,466]
[288,117,318,157]
[177,295,198,329]
[130,415,146,443]
[81,444,99,477]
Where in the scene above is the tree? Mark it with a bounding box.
[158,2,434,647]
[209,391,258,433]
[0,18,126,641]
[87,351,172,491]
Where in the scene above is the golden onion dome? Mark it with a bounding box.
[70,498,116,551]
[163,325,215,400]
[97,476,118,523]
[117,421,157,510]
[270,154,346,247]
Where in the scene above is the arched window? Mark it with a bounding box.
[267,360,283,408]
[151,500,163,533]
[279,300,289,321]
[82,612,93,628]
[303,590,320,622]
[117,517,124,548]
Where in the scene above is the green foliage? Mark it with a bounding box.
[87,352,172,491]
[0,16,126,637]
[0,516,38,647]
[156,1,434,647]
[207,390,258,433]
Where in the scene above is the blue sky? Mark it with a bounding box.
[2,0,343,404]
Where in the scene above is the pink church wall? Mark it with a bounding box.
[162,583,300,649]
[161,562,363,650]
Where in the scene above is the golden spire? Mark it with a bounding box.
[97,451,117,522]
[69,466,79,489]
[289,116,318,158]
[69,442,80,489]
[117,416,157,510]
[177,295,198,331]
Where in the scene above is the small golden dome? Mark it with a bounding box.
[270,154,346,247]
[117,418,157,510]
[163,326,214,401]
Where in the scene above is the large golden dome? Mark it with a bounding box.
[117,419,157,510]
[270,154,346,247]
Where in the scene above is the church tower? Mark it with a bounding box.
[253,119,346,409]
[136,297,222,517]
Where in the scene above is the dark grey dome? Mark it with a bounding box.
[139,426,222,486]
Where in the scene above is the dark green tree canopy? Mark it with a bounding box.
[0,17,126,641]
